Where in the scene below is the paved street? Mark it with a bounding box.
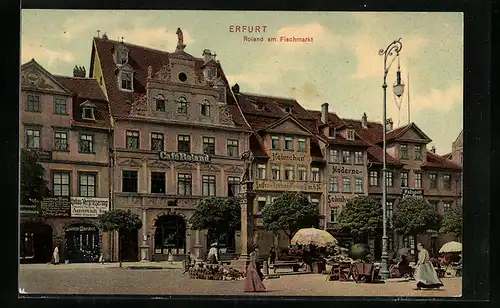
[19,264,461,297]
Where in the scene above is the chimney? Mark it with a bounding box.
[362,112,368,129]
[431,146,436,153]
[202,49,212,63]
[321,103,329,124]
[212,51,217,62]
[231,83,240,93]
[102,32,108,40]
[73,65,86,78]
[385,118,393,131]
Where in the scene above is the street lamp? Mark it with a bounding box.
[379,38,404,280]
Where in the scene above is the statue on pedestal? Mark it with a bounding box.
[176,28,186,52]
[240,150,254,183]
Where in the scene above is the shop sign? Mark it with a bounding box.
[331,165,363,175]
[254,180,322,192]
[20,204,39,216]
[327,194,359,205]
[402,188,424,199]
[40,197,71,217]
[271,152,308,162]
[70,197,109,218]
[159,151,210,163]
[65,225,98,232]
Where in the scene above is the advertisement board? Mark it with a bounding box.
[70,197,109,218]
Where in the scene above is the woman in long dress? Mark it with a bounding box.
[244,250,266,292]
[414,243,443,290]
[52,246,60,265]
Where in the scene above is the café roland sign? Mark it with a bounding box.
[70,197,109,218]
[159,151,210,163]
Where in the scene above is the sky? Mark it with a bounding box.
[21,10,463,154]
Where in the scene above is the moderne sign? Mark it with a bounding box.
[331,165,363,175]
[70,197,109,218]
[254,180,322,192]
[159,151,210,163]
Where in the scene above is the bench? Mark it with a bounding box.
[272,262,301,273]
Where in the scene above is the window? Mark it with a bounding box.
[177,97,188,114]
[227,139,239,157]
[201,100,211,116]
[347,129,355,140]
[329,149,339,163]
[82,107,95,120]
[257,199,266,213]
[271,165,280,180]
[122,170,138,193]
[443,174,452,190]
[118,50,128,64]
[429,173,437,189]
[414,173,422,188]
[400,172,409,187]
[355,177,363,193]
[443,202,452,212]
[178,72,188,82]
[386,171,393,187]
[53,172,70,196]
[400,144,408,159]
[329,176,338,192]
[329,127,336,138]
[26,94,40,112]
[79,134,94,153]
[414,145,421,160]
[342,151,351,164]
[177,174,192,195]
[53,98,67,115]
[257,164,266,179]
[271,136,280,150]
[354,151,363,165]
[151,133,164,151]
[203,137,215,155]
[284,106,292,113]
[202,175,216,196]
[298,167,307,181]
[227,176,240,197]
[342,178,351,193]
[285,166,294,180]
[151,172,165,194]
[155,94,166,112]
[284,136,293,150]
[298,138,306,152]
[311,167,320,182]
[54,132,68,151]
[386,201,394,226]
[120,72,133,90]
[331,207,338,223]
[177,135,190,153]
[369,171,379,186]
[126,131,139,149]
[25,129,40,149]
[79,173,96,197]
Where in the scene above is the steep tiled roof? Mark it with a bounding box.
[250,134,268,158]
[422,151,461,170]
[307,110,345,128]
[90,37,248,128]
[54,76,111,130]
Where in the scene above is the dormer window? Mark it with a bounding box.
[347,129,355,140]
[155,94,166,112]
[120,71,133,91]
[201,99,211,117]
[115,45,129,65]
[329,127,336,138]
[204,66,217,80]
[284,105,292,113]
[80,101,96,120]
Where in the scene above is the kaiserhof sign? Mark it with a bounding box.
[271,152,307,162]
[71,197,109,218]
[159,151,210,163]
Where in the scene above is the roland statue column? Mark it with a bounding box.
[238,151,255,261]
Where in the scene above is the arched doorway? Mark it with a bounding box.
[65,223,100,263]
[20,221,53,263]
[154,215,186,261]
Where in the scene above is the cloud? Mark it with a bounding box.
[21,43,75,68]
[273,23,337,52]
[411,85,462,111]
[289,82,322,102]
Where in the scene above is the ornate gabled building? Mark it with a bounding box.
[20,59,112,263]
[88,30,251,261]
[233,87,326,251]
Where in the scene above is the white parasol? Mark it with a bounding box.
[290,227,338,247]
[439,241,462,253]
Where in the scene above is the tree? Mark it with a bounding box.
[439,206,463,241]
[97,209,142,268]
[392,197,441,253]
[189,197,241,245]
[337,196,383,243]
[20,149,50,205]
[261,192,319,241]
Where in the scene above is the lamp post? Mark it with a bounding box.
[379,38,404,280]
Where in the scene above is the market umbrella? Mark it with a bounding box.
[439,241,462,253]
[290,227,338,247]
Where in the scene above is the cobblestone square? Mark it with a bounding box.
[19,264,461,297]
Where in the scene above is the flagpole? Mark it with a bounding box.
[407,72,410,124]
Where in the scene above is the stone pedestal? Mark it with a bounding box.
[239,181,256,261]
[194,230,203,261]
[140,243,150,262]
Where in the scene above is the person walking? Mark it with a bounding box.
[208,243,218,264]
[51,246,60,265]
[244,247,266,292]
[268,246,276,265]
[183,252,193,274]
[414,243,444,290]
